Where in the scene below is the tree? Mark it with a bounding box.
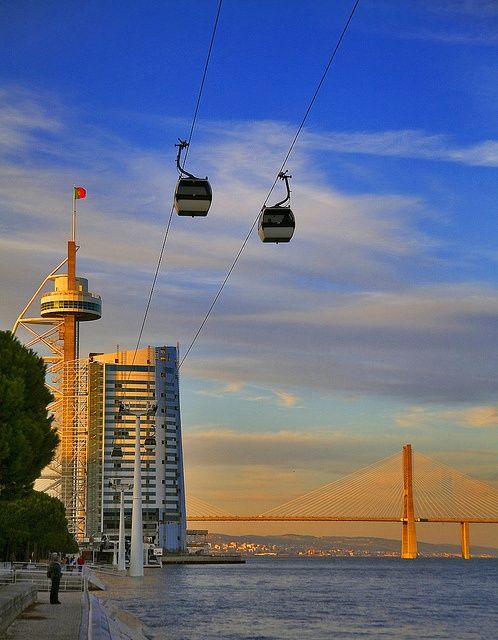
[0,492,78,560]
[0,330,59,499]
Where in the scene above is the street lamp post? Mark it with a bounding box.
[109,478,132,571]
[118,482,128,571]
[119,401,157,577]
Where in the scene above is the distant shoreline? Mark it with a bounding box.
[205,532,498,558]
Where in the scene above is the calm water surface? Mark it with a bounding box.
[102,557,498,639]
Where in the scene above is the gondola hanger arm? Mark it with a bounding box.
[175,139,198,179]
[272,170,292,208]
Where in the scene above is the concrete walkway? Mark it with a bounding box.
[0,590,83,640]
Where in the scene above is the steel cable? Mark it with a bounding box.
[129,0,224,369]
[179,0,361,369]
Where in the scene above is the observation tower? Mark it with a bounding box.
[12,187,101,538]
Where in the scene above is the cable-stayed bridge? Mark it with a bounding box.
[186,445,498,559]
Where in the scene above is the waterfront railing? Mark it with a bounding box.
[0,564,87,592]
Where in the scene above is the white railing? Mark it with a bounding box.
[0,568,87,591]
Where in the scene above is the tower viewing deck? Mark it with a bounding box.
[40,275,101,320]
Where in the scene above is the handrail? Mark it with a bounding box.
[79,576,91,640]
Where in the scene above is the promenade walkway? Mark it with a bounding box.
[0,590,83,640]
[0,576,148,640]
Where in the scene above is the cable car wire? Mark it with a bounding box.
[179,216,258,368]
[128,0,224,369]
[184,0,224,168]
[179,0,361,369]
[129,205,175,369]
[272,0,360,188]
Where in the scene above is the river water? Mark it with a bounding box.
[101,557,498,639]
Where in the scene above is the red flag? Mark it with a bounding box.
[74,186,87,199]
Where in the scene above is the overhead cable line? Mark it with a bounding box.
[129,0,224,369]
[179,0,361,369]
[184,0,224,167]
[271,0,360,188]
[129,205,175,369]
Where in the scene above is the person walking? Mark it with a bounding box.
[47,552,62,604]
[77,555,85,573]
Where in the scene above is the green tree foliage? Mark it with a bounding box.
[0,333,76,561]
[0,330,59,499]
[0,492,78,560]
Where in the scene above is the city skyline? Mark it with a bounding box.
[1,1,497,547]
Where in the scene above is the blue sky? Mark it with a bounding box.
[1,1,498,546]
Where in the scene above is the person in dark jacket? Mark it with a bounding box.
[48,553,62,604]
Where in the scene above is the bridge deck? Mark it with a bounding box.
[188,516,498,523]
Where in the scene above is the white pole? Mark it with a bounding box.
[129,414,144,577]
[72,186,76,242]
[118,488,126,571]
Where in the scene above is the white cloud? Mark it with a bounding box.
[194,381,300,409]
[274,390,300,408]
[306,130,498,167]
[395,406,427,428]
[432,0,498,17]
[223,381,245,393]
[194,381,245,398]
[182,282,498,402]
[2,87,498,405]
[0,87,62,151]
[395,405,498,429]
[462,406,498,428]
[183,429,387,471]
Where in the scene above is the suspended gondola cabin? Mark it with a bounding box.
[258,171,295,243]
[174,139,212,216]
[174,177,212,217]
[144,434,156,449]
[258,207,295,243]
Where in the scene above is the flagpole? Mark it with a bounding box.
[72,185,77,243]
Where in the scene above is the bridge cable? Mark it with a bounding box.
[179,0,361,369]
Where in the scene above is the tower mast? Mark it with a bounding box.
[12,186,101,539]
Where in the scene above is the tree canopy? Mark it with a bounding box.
[0,330,59,499]
[0,491,78,560]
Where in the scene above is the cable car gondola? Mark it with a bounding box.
[174,177,212,217]
[111,445,123,459]
[258,171,295,243]
[174,139,212,217]
[144,433,156,449]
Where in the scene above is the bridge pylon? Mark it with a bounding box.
[401,443,418,559]
[460,522,470,560]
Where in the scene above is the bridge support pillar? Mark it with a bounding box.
[401,444,418,559]
[460,522,470,560]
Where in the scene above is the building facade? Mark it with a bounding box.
[86,346,186,553]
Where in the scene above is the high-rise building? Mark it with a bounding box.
[86,345,186,553]
[12,197,187,551]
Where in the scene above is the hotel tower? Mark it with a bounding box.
[86,346,187,553]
